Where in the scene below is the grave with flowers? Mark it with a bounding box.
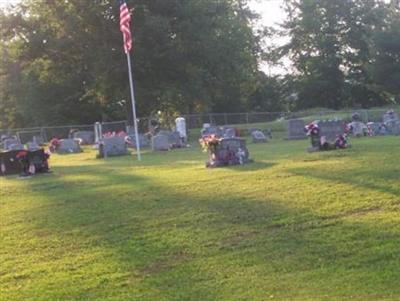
[305,120,349,152]
[199,135,251,168]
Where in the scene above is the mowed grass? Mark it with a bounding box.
[1,136,400,301]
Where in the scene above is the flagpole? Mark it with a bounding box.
[126,52,141,161]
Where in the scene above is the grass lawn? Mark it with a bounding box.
[1,136,400,300]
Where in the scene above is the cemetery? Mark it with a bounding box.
[1,0,400,299]
[2,128,399,300]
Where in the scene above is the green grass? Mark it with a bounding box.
[1,136,400,300]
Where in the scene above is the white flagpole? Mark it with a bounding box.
[126,53,141,161]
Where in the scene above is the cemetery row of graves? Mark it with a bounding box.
[0,109,399,177]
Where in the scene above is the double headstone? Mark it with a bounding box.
[99,136,128,157]
[287,119,307,140]
[57,139,82,154]
[318,120,345,141]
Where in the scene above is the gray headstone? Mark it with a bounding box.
[57,139,82,154]
[318,120,345,141]
[100,136,128,157]
[201,126,222,137]
[73,131,94,145]
[3,138,24,151]
[169,131,184,148]
[252,130,268,143]
[27,142,41,151]
[383,110,399,124]
[383,110,400,135]
[287,119,307,140]
[127,134,150,148]
[152,134,170,151]
[349,121,366,137]
[223,127,236,138]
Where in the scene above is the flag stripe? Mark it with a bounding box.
[119,1,132,53]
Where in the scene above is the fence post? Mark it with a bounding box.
[224,113,228,125]
[246,113,249,124]
[41,127,48,142]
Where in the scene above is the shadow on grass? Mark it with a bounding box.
[10,162,400,300]
[289,166,400,197]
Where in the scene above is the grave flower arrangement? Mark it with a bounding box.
[304,122,320,136]
[49,137,60,153]
[199,134,222,153]
[334,134,348,149]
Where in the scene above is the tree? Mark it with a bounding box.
[369,2,400,103]
[0,0,261,128]
[277,0,387,109]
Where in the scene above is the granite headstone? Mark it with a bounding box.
[252,130,268,143]
[287,119,307,140]
[73,131,94,145]
[100,136,128,157]
[318,120,345,141]
[57,139,82,154]
[152,134,170,151]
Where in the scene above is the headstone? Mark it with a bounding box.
[223,127,236,138]
[3,138,24,151]
[352,112,361,122]
[206,137,251,167]
[175,117,187,142]
[383,110,399,125]
[99,136,128,157]
[201,126,222,137]
[252,130,268,143]
[317,120,345,141]
[287,119,307,140]
[152,134,170,151]
[57,139,82,154]
[127,134,150,148]
[73,131,94,145]
[349,121,366,137]
[26,142,41,151]
[169,131,184,148]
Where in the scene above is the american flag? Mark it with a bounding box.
[119,0,132,53]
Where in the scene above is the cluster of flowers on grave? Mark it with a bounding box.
[304,122,320,136]
[49,137,61,152]
[334,134,348,149]
[199,134,222,153]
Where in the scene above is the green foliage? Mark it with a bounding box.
[0,0,260,128]
[278,0,396,109]
[369,4,400,103]
[1,136,400,300]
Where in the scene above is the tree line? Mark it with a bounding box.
[0,0,399,128]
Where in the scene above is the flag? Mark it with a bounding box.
[119,0,132,53]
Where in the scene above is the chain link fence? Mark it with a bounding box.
[0,108,394,143]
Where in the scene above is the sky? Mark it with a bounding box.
[249,0,286,27]
[0,0,287,27]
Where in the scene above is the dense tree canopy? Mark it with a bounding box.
[0,0,400,128]
[0,0,261,128]
[276,0,399,110]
